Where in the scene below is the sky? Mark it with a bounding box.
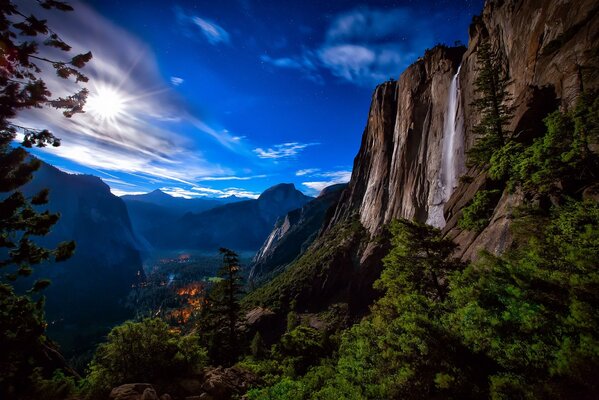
[17,0,483,198]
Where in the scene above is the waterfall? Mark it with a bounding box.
[427,65,464,228]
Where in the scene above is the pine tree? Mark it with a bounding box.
[200,248,244,366]
[0,0,91,291]
[0,2,91,397]
[467,39,513,167]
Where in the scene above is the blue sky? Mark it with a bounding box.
[19,0,483,198]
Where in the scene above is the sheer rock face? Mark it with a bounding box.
[328,0,598,261]
[327,46,465,234]
[249,184,346,284]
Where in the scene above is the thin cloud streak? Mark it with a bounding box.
[302,170,352,194]
[253,142,319,159]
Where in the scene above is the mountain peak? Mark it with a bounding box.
[147,189,170,197]
[258,183,305,201]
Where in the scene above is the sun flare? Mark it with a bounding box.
[86,85,125,120]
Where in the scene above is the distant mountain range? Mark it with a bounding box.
[142,184,313,251]
[122,189,242,249]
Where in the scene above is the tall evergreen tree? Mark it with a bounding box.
[467,38,513,167]
[0,2,91,397]
[200,248,244,366]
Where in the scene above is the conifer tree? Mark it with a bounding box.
[0,2,91,397]
[0,0,91,291]
[467,39,513,167]
[200,248,244,365]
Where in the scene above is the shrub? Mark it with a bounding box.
[458,189,502,232]
[84,318,207,397]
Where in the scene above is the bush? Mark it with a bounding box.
[84,318,207,398]
[458,189,502,232]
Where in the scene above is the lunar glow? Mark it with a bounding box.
[86,85,125,120]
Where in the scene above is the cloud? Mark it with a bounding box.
[260,6,437,87]
[192,16,230,45]
[13,1,240,186]
[159,185,259,199]
[192,186,259,199]
[302,170,351,194]
[110,189,148,197]
[175,7,230,45]
[260,52,323,84]
[317,7,427,85]
[170,76,184,86]
[296,168,320,176]
[198,174,267,181]
[253,142,318,159]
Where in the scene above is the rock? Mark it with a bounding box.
[110,383,154,400]
[250,184,347,284]
[178,378,203,394]
[200,366,261,399]
[583,184,599,202]
[159,395,172,400]
[141,388,159,400]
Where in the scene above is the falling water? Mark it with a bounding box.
[427,65,464,228]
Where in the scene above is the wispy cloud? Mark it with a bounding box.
[296,168,320,176]
[302,170,351,194]
[198,174,267,181]
[260,52,323,84]
[175,7,230,45]
[253,142,318,159]
[159,186,258,199]
[259,6,438,87]
[170,76,184,86]
[111,189,148,197]
[192,186,259,199]
[192,16,230,44]
[15,1,241,186]
[317,7,425,85]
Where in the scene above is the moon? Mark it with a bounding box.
[86,85,125,120]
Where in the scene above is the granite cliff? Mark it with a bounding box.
[249,184,346,286]
[247,0,599,315]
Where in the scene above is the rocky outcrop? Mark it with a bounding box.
[249,184,346,285]
[110,367,260,400]
[199,366,261,399]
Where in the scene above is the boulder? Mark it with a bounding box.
[200,366,261,399]
[109,383,155,400]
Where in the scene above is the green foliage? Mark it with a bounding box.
[0,283,47,398]
[508,91,599,195]
[467,39,513,167]
[450,200,599,398]
[458,189,501,232]
[0,3,90,395]
[276,326,327,376]
[243,219,366,312]
[250,199,599,398]
[251,332,267,360]
[199,248,244,366]
[31,370,79,400]
[84,318,207,398]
